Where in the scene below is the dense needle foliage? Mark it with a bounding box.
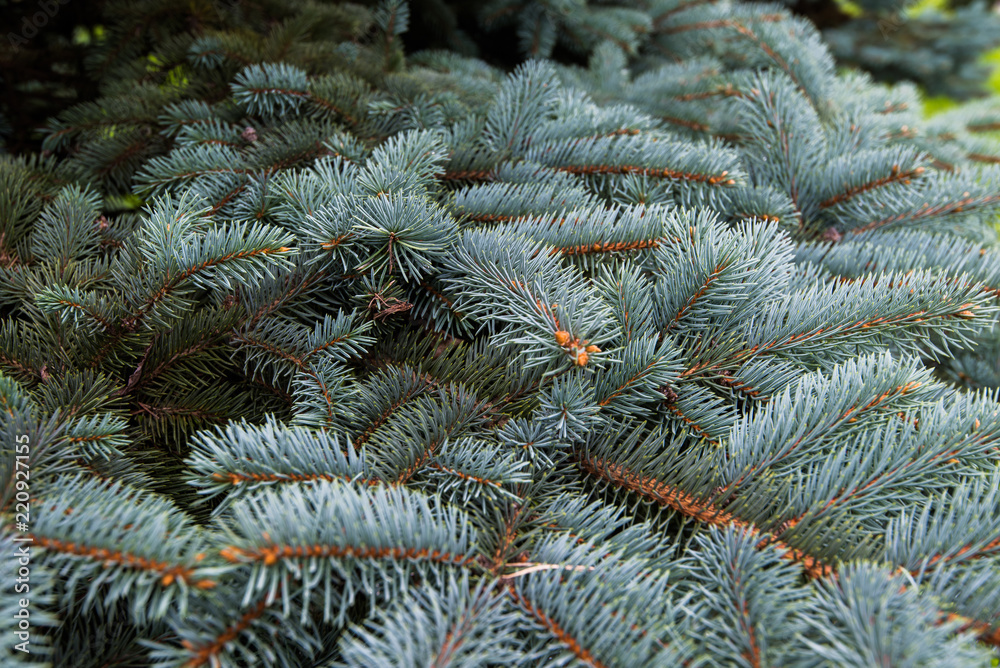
[2,0,1000,665]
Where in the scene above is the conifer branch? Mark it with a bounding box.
[556,162,734,185]
[220,542,474,567]
[510,590,610,668]
[851,193,1000,235]
[180,599,269,668]
[819,166,926,209]
[664,403,721,445]
[352,376,429,449]
[575,454,833,578]
[27,534,214,589]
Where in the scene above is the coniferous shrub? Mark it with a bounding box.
[2,0,1000,665]
[816,0,1000,100]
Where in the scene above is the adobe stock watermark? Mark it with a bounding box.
[11,434,32,654]
[6,0,72,53]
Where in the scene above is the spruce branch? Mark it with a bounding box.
[25,475,227,624]
[216,480,478,625]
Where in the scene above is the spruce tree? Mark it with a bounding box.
[2,0,1000,665]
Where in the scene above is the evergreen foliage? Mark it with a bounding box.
[817,0,1000,100]
[2,0,1000,665]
